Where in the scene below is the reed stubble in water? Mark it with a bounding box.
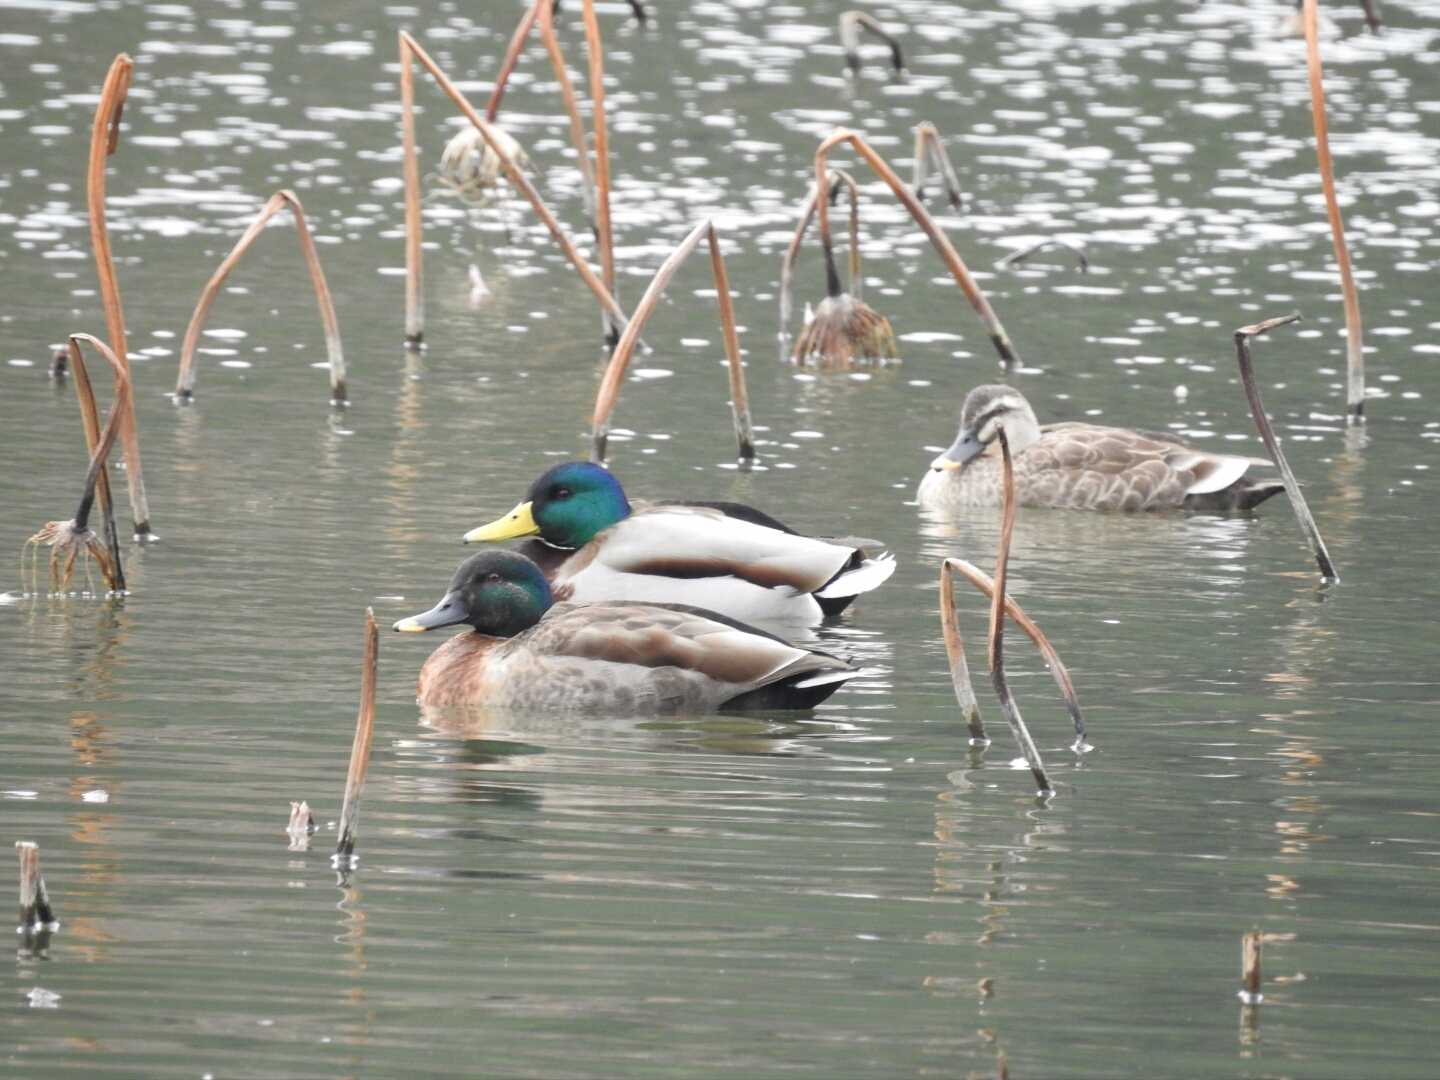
[591,220,756,464]
[911,122,963,211]
[839,11,904,78]
[174,190,347,404]
[15,841,56,931]
[1239,930,1263,1004]
[1233,314,1339,582]
[87,54,152,540]
[334,609,379,865]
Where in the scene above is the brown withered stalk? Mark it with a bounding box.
[26,334,132,595]
[591,220,755,465]
[1302,0,1364,423]
[1234,314,1339,583]
[334,608,379,866]
[174,190,347,404]
[88,53,152,540]
[944,557,1088,748]
[912,122,963,211]
[286,800,315,852]
[939,558,987,744]
[398,31,631,345]
[987,429,1051,794]
[1240,930,1264,1004]
[778,167,863,339]
[814,128,1019,368]
[16,841,57,931]
[839,11,904,77]
[68,337,126,590]
[998,237,1089,274]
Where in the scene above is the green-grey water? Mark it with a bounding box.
[3,1,1438,1076]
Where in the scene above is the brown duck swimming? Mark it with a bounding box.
[917,384,1285,513]
[394,550,859,712]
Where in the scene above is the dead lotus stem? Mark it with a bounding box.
[335,608,379,864]
[286,800,316,852]
[400,32,423,344]
[1303,0,1364,423]
[912,122,963,211]
[1239,930,1264,1004]
[939,559,987,744]
[582,0,617,303]
[778,168,861,336]
[68,337,125,592]
[538,0,598,225]
[945,556,1087,747]
[592,220,755,464]
[987,429,1051,795]
[16,841,57,931]
[1234,313,1339,583]
[88,53,152,539]
[1358,0,1382,34]
[839,11,904,77]
[487,0,544,122]
[814,128,1018,368]
[998,237,1089,274]
[399,31,630,343]
[175,190,347,404]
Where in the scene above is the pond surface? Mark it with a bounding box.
[3,1,1439,1076]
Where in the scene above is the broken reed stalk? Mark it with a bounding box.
[398,31,631,343]
[26,334,133,594]
[68,338,126,592]
[998,237,1089,274]
[591,220,756,464]
[537,0,598,225]
[839,11,904,77]
[286,800,315,851]
[778,168,861,334]
[49,348,68,379]
[912,122,963,211]
[582,0,617,306]
[814,128,1019,368]
[945,557,1088,748]
[1354,0,1383,34]
[175,190,347,404]
[1234,314,1339,583]
[1302,0,1364,423]
[16,842,57,931]
[88,53,152,540]
[400,28,424,344]
[1239,930,1264,1004]
[987,429,1051,794]
[334,608,379,865]
[487,0,544,122]
[939,558,987,744]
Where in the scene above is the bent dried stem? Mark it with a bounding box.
[399,31,630,343]
[68,338,125,591]
[939,559,987,744]
[88,53,151,539]
[175,190,346,404]
[987,430,1051,794]
[998,237,1089,274]
[582,0,617,305]
[1303,0,1364,423]
[779,167,862,335]
[1234,313,1339,583]
[16,842,56,931]
[538,0,597,224]
[335,608,379,865]
[487,0,544,122]
[839,11,904,76]
[912,122,963,211]
[815,128,1018,367]
[591,220,755,464]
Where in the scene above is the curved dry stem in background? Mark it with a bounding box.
[335,608,379,865]
[839,11,904,77]
[946,557,1087,747]
[998,237,1089,274]
[1303,0,1364,423]
[939,559,987,744]
[25,335,133,594]
[88,52,152,539]
[1359,0,1383,32]
[175,190,347,404]
[538,0,597,224]
[815,128,1019,368]
[68,338,125,591]
[987,430,1052,794]
[487,0,544,122]
[912,122,963,211]
[591,220,755,464]
[1234,313,1339,583]
[582,0,617,306]
[401,31,423,343]
[399,31,631,343]
[778,167,861,335]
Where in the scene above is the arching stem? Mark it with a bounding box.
[67,337,125,591]
[912,122,963,211]
[839,11,904,77]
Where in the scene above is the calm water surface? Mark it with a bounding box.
[3,1,1439,1076]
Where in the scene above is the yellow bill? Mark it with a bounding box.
[463,500,539,543]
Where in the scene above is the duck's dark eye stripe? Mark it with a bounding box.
[971,405,1010,441]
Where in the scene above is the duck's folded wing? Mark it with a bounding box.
[578,507,856,594]
[530,602,854,689]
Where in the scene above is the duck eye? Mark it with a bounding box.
[484,572,502,584]
[553,487,572,500]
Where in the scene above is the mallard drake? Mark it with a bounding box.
[393,551,859,711]
[462,461,896,624]
[917,384,1286,513]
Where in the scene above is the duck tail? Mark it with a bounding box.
[813,552,897,615]
[1183,480,1287,512]
[1236,480,1287,511]
[724,660,857,710]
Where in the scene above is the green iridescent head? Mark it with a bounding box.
[393,551,553,638]
[463,461,633,550]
